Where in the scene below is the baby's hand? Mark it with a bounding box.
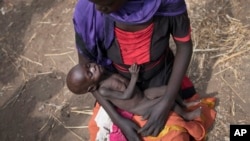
[129,63,140,76]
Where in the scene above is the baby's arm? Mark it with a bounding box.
[98,64,139,100]
[122,63,139,99]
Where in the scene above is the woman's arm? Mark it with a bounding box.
[139,40,193,136]
[139,12,193,136]
[157,11,193,108]
[92,91,141,141]
[163,40,193,103]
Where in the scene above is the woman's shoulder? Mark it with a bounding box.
[157,0,187,16]
[73,0,105,31]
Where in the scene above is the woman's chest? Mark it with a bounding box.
[107,17,171,65]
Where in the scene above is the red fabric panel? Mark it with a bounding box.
[181,76,194,89]
[115,24,153,65]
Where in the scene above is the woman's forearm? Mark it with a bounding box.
[92,91,122,123]
[163,40,193,101]
[92,91,141,140]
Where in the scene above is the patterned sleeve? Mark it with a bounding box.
[72,0,101,62]
[170,12,191,43]
[74,29,95,61]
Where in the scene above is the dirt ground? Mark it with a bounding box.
[0,0,249,141]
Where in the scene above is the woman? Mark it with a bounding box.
[67,0,215,140]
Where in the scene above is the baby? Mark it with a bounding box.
[67,63,201,121]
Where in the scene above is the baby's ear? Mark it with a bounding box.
[87,85,97,92]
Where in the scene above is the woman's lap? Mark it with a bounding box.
[88,76,207,141]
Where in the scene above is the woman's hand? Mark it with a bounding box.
[138,98,174,137]
[138,40,193,137]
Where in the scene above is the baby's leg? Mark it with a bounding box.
[175,95,200,108]
[173,103,201,121]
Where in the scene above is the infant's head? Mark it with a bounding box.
[67,63,104,94]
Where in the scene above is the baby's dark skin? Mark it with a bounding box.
[67,63,201,121]
[67,62,142,141]
[97,64,201,121]
[67,63,200,140]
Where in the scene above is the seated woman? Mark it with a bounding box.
[69,0,217,140]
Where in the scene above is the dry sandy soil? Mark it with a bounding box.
[0,0,249,141]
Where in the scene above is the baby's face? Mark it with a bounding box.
[90,0,127,14]
[84,63,104,83]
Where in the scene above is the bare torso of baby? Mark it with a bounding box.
[98,74,161,115]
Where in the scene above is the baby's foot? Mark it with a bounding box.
[183,100,201,108]
[183,107,202,121]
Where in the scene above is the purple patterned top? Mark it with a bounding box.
[73,0,187,66]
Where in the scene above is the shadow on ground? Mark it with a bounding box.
[0,0,57,84]
[0,71,66,141]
